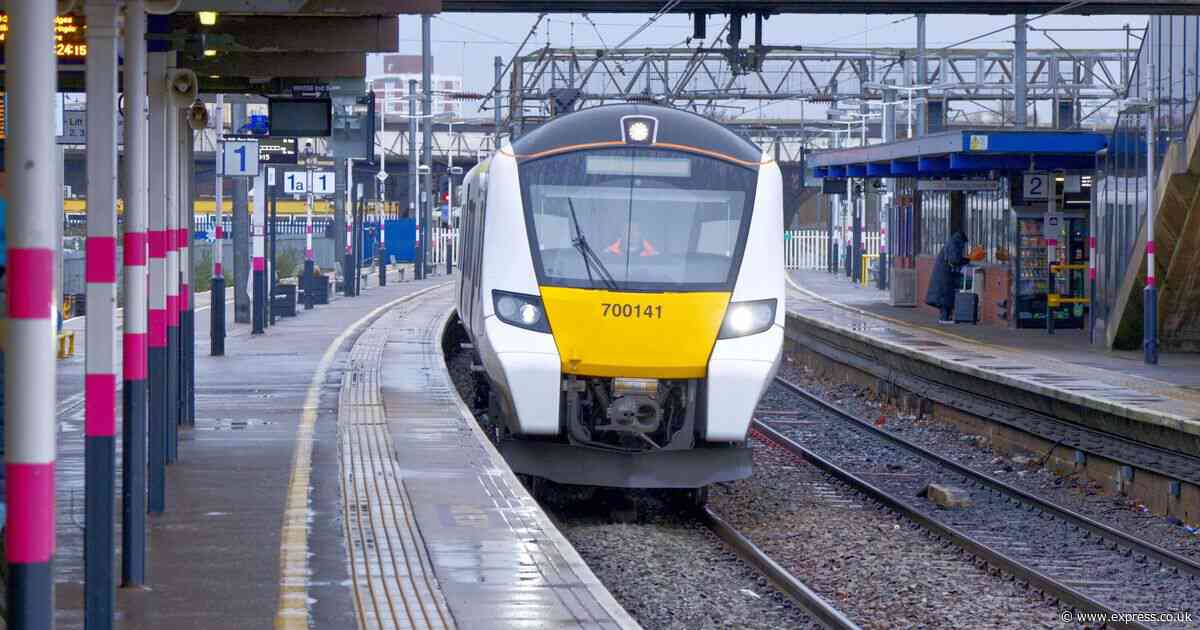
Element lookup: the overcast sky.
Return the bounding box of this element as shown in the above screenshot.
[397,11,1146,91]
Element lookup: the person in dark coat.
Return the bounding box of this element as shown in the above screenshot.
[924,231,970,324]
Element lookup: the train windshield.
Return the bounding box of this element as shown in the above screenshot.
[519,148,758,292]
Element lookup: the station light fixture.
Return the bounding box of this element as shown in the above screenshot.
[198,11,218,26]
[203,49,217,57]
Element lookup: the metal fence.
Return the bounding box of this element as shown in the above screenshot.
[785,230,880,269]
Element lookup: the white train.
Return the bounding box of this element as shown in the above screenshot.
[456,104,783,501]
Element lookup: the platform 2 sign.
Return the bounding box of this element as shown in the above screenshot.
[0,13,88,64]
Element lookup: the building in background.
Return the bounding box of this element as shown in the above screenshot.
[367,53,463,118]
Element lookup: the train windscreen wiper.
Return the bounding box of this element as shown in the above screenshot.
[567,199,619,291]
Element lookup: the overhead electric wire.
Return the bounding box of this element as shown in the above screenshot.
[478,13,547,110]
[939,0,1092,50]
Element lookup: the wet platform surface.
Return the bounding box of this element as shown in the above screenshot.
[47,267,634,629]
[341,287,635,629]
[49,267,448,628]
[787,269,1200,438]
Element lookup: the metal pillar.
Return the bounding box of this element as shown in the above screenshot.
[344,160,355,296]
[1145,61,1158,364]
[83,2,119,625]
[232,103,250,323]
[212,94,226,355]
[422,15,434,279]
[180,109,195,430]
[252,171,267,333]
[494,56,503,151]
[304,163,315,309]
[335,158,347,292]
[5,3,58,625]
[377,97,388,286]
[1014,14,1028,128]
[410,80,422,280]
[353,183,364,294]
[880,81,896,291]
[121,0,150,587]
[915,14,927,136]
[270,174,279,321]
[147,50,168,513]
[165,94,180,465]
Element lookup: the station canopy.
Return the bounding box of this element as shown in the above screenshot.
[806,129,1106,179]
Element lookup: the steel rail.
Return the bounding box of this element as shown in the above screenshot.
[772,375,1200,577]
[701,507,861,630]
[751,419,1153,630]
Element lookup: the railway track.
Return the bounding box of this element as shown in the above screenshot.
[758,376,1200,630]
[700,506,860,630]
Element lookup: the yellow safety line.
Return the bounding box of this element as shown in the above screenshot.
[273,282,453,630]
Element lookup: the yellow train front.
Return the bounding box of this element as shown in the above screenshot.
[457,104,784,497]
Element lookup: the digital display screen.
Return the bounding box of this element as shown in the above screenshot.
[268,98,332,138]
[585,155,691,178]
[0,13,88,60]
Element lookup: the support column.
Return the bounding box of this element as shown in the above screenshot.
[1014,14,1028,128]
[377,102,388,287]
[5,3,59,626]
[422,16,434,279]
[270,170,279,322]
[494,56,503,151]
[915,14,927,136]
[179,109,195,430]
[335,158,347,289]
[343,160,355,296]
[165,96,180,465]
[211,95,226,354]
[304,167,315,309]
[84,2,120,625]
[253,171,267,333]
[410,81,422,280]
[232,103,250,323]
[121,0,150,587]
[147,50,168,513]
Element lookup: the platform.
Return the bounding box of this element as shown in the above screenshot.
[342,286,635,629]
[45,269,633,629]
[785,269,1200,450]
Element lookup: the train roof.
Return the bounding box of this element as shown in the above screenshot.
[509,104,763,165]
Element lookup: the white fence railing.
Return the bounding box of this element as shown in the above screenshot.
[431,226,461,267]
[784,230,881,269]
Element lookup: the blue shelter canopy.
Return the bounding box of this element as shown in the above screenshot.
[807,129,1106,178]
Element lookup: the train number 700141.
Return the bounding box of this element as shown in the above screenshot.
[601,303,662,319]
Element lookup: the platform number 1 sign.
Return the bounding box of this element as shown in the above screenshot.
[1023,172,1049,200]
[222,139,260,177]
[284,170,334,195]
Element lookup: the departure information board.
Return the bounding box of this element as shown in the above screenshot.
[0,13,88,62]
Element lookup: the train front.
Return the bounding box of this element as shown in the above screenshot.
[488,105,784,488]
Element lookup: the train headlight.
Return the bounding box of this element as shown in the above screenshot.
[718,299,777,339]
[492,290,551,333]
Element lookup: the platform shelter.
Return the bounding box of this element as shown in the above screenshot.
[808,129,1107,335]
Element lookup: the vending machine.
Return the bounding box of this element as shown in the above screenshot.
[1013,214,1088,329]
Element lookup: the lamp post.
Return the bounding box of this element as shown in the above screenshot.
[302,142,316,309]
[1121,89,1157,363]
[865,83,935,139]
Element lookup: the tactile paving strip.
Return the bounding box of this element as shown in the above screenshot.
[338,314,457,630]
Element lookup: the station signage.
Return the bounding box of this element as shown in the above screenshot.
[917,180,999,192]
[225,134,298,164]
[0,13,89,63]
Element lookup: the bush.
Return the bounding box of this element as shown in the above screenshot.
[193,249,213,293]
[275,248,300,280]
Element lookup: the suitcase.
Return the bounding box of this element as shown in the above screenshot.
[953,291,979,324]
